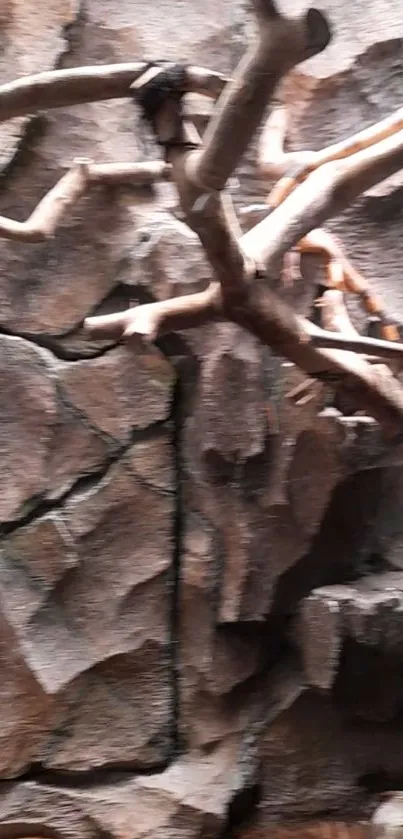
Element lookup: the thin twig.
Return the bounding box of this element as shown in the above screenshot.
[0,159,171,242]
[0,64,228,124]
[305,322,403,361]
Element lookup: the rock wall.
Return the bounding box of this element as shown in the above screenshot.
[1,0,403,837]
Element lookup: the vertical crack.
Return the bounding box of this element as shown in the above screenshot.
[169,364,185,758]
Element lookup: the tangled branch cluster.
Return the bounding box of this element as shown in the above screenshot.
[1,0,403,437]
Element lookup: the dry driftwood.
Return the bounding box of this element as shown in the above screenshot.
[1,0,403,437]
[258,109,401,341]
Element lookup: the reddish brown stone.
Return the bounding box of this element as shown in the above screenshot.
[1,0,403,834]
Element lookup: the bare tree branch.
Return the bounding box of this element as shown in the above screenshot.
[185,6,330,192]
[306,323,403,361]
[168,5,329,305]
[84,282,222,341]
[262,104,403,205]
[229,279,403,436]
[0,64,228,124]
[87,159,171,185]
[242,127,403,272]
[257,113,401,340]
[313,289,395,365]
[297,229,400,342]
[251,0,280,19]
[0,159,171,243]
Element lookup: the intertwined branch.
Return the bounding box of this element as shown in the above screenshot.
[1,1,403,437]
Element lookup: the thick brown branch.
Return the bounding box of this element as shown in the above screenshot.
[0,159,170,243]
[0,64,228,124]
[242,127,403,271]
[252,0,280,18]
[84,282,222,341]
[186,6,330,192]
[68,24,403,438]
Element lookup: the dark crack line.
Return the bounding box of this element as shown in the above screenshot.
[0,322,119,363]
[0,419,169,540]
[0,757,172,790]
[169,373,184,758]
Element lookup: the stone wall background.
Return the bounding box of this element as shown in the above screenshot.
[1,0,403,837]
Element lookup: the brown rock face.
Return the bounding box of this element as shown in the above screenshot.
[0,0,79,171]
[1,0,403,837]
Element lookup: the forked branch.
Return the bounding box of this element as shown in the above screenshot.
[264,105,403,206]
[242,127,403,271]
[0,159,171,242]
[257,108,400,341]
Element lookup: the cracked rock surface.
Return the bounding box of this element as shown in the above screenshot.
[1,0,403,837]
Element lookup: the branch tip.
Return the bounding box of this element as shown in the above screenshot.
[304,8,332,58]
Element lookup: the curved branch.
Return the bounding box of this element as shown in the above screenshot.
[316,288,359,337]
[258,106,316,179]
[262,104,403,205]
[306,322,403,361]
[0,64,228,124]
[0,159,171,243]
[257,112,401,341]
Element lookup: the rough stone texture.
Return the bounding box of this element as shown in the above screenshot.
[1,0,403,837]
[259,691,403,821]
[0,436,175,775]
